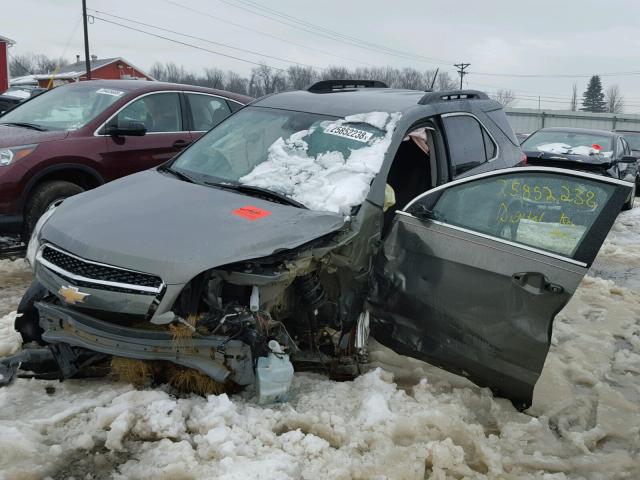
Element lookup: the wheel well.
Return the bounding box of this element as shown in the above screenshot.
[23,167,104,209]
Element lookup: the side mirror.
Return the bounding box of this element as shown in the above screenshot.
[408,203,435,221]
[104,120,147,137]
[619,156,638,164]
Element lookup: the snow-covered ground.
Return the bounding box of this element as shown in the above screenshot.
[0,207,639,479]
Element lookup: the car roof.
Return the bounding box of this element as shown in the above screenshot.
[252,88,431,117]
[536,126,617,137]
[56,79,253,104]
[613,129,640,134]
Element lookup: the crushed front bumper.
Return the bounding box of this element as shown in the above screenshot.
[35,302,255,385]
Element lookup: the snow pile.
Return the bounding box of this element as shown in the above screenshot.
[1,209,640,478]
[0,312,21,357]
[240,111,401,214]
[0,258,29,277]
[537,143,612,157]
[0,258,32,319]
[2,89,30,100]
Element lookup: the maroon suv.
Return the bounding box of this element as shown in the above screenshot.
[0,80,251,236]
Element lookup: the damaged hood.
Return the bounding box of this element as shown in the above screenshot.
[40,169,346,284]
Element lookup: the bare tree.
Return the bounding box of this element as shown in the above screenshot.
[9,54,35,76]
[204,68,225,89]
[605,85,624,114]
[570,82,578,111]
[9,52,68,77]
[249,64,287,96]
[435,71,457,91]
[225,71,249,95]
[163,63,187,83]
[320,66,350,80]
[34,54,67,74]
[287,65,316,90]
[491,89,517,107]
[149,62,165,81]
[396,68,425,90]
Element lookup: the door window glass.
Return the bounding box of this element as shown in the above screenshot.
[482,128,497,159]
[408,171,617,258]
[115,93,182,133]
[443,114,495,176]
[186,93,231,131]
[618,137,631,157]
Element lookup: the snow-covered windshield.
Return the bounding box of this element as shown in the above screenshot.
[172,107,401,214]
[522,130,613,157]
[0,83,125,131]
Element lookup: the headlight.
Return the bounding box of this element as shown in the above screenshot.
[26,204,57,270]
[0,144,37,167]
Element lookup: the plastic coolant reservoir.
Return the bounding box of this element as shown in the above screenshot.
[255,340,294,404]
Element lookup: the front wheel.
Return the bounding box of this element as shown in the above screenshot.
[23,181,84,239]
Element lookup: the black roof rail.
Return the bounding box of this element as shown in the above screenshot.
[418,89,489,105]
[307,79,388,93]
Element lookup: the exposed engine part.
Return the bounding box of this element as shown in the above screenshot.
[177,271,210,317]
[295,273,327,311]
[355,311,370,352]
[250,285,260,312]
[255,340,294,404]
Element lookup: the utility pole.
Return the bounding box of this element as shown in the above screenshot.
[82,0,91,80]
[454,62,470,90]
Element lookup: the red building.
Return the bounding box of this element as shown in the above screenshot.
[0,35,15,93]
[35,56,155,88]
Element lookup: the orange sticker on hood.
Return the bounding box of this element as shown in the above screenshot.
[233,205,272,221]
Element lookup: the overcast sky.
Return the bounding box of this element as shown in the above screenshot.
[5,0,640,111]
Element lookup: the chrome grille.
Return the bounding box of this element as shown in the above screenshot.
[40,245,163,291]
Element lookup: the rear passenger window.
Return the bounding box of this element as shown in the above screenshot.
[187,93,231,131]
[116,92,182,133]
[443,114,497,176]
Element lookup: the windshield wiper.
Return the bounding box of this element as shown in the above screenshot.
[158,165,199,184]
[205,181,307,209]
[1,122,48,131]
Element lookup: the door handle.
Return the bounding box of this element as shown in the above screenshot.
[512,272,564,295]
[173,139,191,150]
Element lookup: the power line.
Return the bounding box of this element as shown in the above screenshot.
[208,0,450,66]
[90,15,287,71]
[471,70,640,79]
[161,0,376,67]
[89,9,318,70]
[228,0,454,65]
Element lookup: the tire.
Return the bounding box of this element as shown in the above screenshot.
[16,280,49,344]
[622,183,636,211]
[23,181,84,239]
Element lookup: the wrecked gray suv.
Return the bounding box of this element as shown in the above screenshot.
[6,81,633,409]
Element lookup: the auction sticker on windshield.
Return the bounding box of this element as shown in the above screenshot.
[324,125,373,143]
[96,88,125,97]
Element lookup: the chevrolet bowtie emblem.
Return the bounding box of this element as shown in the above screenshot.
[58,285,90,305]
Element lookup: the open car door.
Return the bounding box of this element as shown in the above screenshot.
[368,166,632,409]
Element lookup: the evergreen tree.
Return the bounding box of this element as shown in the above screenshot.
[581,75,606,112]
